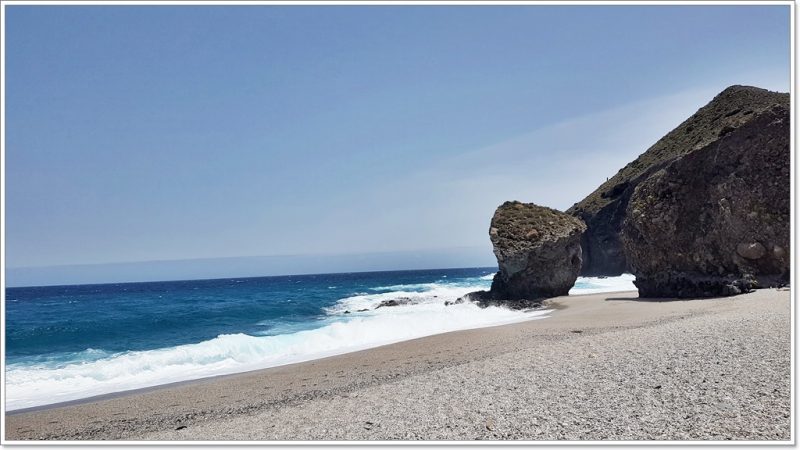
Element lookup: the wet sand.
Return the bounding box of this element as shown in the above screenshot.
[4,288,791,441]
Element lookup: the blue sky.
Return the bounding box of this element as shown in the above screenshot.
[4,5,791,285]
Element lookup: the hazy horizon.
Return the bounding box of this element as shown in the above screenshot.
[4,5,791,286]
[6,246,499,287]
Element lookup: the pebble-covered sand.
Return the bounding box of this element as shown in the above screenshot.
[5,288,791,442]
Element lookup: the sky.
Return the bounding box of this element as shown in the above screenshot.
[4,4,791,286]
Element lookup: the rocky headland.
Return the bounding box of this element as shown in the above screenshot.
[621,102,790,297]
[566,85,789,277]
[473,85,789,303]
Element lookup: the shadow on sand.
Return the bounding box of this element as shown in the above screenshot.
[604,295,738,303]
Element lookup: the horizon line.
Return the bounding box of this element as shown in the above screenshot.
[5,264,499,289]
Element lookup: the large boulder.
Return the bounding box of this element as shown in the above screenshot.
[477,201,586,306]
[621,103,790,298]
[567,85,790,276]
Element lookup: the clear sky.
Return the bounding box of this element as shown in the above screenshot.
[4,4,791,286]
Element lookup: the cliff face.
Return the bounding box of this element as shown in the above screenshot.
[486,201,586,303]
[567,86,790,276]
[621,103,790,297]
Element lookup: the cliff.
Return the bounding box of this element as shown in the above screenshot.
[567,85,790,275]
[621,103,790,297]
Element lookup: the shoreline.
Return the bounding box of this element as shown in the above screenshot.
[5,301,558,416]
[5,302,557,414]
[5,288,790,441]
[6,288,621,415]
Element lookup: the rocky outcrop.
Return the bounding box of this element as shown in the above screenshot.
[375,298,414,308]
[466,201,586,307]
[621,102,790,298]
[461,289,551,310]
[567,86,790,276]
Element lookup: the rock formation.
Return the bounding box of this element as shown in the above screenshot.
[621,102,790,298]
[465,201,586,307]
[375,298,414,308]
[567,85,790,276]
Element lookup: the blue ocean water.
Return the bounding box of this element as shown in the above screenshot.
[5,267,635,410]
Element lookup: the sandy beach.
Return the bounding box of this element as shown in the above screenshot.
[4,288,791,442]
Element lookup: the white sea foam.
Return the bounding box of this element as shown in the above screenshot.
[5,285,541,411]
[6,273,635,411]
[328,284,483,314]
[367,282,442,292]
[569,273,637,295]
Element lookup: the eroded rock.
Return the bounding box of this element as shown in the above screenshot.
[737,242,767,260]
[621,103,790,298]
[469,201,586,305]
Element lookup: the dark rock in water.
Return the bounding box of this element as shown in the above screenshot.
[568,85,790,276]
[465,201,585,306]
[376,300,400,308]
[621,102,790,298]
[375,297,414,308]
[356,308,370,312]
[444,297,464,307]
[458,290,543,310]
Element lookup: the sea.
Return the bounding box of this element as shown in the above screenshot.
[5,267,635,411]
